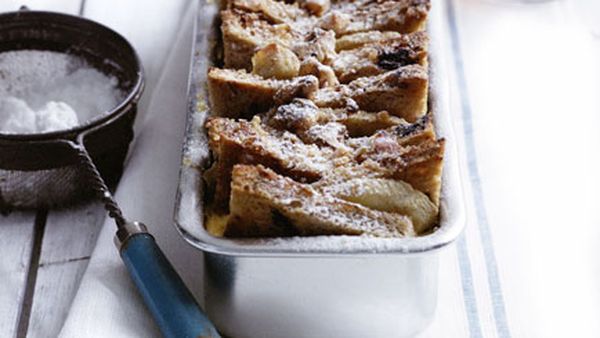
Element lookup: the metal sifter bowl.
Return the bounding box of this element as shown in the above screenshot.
[0,9,144,209]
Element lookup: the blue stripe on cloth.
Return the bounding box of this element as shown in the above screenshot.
[446,1,512,338]
[456,234,484,338]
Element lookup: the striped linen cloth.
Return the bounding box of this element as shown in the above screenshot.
[59,0,600,337]
[422,1,600,337]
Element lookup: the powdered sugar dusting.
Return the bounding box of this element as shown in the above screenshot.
[0,50,125,134]
[174,0,465,255]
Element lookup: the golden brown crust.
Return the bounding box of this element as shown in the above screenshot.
[205,113,442,210]
[336,31,403,51]
[226,164,414,237]
[207,67,319,118]
[311,65,428,122]
[332,31,428,83]
[205,116,338,209]
[319,177,438,233]
[230,0,308,24]
[221,9,301,70]
[204,0,441,238]
[262,98,408,138]
[354,138,445,205]
[341,110,407,137]
[323,0,430,35]
[210,65,428,122]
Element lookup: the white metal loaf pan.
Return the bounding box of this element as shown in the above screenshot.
[174,1,465,337]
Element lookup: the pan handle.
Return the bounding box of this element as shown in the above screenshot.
[67,139,219,337]
[117,222,221,338]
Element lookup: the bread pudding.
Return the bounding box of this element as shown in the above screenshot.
[205,0,442,238]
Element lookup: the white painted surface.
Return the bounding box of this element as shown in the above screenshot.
[26,203,106,338]
[26,261,90,338]
[0,213,35,338]
[0,0,80,14]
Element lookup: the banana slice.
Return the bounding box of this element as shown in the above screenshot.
[322,178,438,234]
[252,43,300,80]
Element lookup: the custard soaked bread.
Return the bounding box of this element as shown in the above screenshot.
[205,113,443,225]
[332,31,428,83]
[204,0,442,238]
[207,68,319,118]
[311,65,428,122]
[220,0,429,70]
[262,98,407,140]
[226,164,414,237]
[205,116,339,209]
[313,0,430,43]
[208,65,428,121]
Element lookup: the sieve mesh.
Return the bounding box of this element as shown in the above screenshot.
[0,9,143,211]
[0,166,91,209]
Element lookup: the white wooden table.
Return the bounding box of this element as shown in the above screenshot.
[0,2,137,338]
[0,7,107,337]
[1,0,600,337]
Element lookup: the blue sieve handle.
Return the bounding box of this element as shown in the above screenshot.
[120,233,221,338]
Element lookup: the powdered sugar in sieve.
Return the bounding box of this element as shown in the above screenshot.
[0,50,125,134]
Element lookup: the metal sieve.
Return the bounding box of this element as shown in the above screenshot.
[0,9,140,209]
[0,9,220,338]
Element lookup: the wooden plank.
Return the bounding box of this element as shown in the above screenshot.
[34,202,105,265]
[0,0,81,13]
[25,202,106,338]
[26,261,89,338]
[0,212,36,338]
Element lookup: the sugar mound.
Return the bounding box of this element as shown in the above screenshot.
[0,50,125,134]
[0,97,37,133]
[36,101,80,132]
[0,97,80,133]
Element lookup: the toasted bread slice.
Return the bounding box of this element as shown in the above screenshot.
[292,28,337,65]
[320,0,430,36]
[221,9,336,70]
[336,31,403,51]
[341,110,407,137]
[262,98,407,138]
[225,164,414,237]
[221,9,301,70]
[206,112,442,208]
[207,67,319,118]
[332,32,428,83]
[261,99,348,148]
[312,65,428,122]
[350,115,441,200]
[208,65,428,122]
[310,114,443,204]
[373,113,436,146]
[205,116,339,209]
[230,0,308,24]
[355,138,445,205]
[320,177,438,234]
[299,0,331,16]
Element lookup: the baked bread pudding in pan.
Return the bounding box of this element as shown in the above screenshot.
[205,0,443,238]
